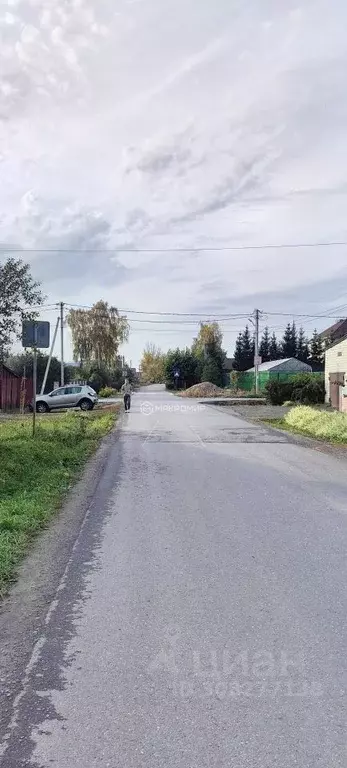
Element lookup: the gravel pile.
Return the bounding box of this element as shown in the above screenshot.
[179,382,224,398]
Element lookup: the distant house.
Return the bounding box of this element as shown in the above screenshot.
[319,318,347,348]
[0,363,33,411]
[324,335,347,410]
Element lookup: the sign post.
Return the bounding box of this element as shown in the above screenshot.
[173,368,180,390]
[22,321,50,437]
[32,347,37,437]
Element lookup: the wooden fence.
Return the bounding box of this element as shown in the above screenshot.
[0,365,33,411]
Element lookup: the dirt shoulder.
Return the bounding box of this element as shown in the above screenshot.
[215,403,347,463]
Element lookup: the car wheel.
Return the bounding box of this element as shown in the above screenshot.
[36,402,49,414]
[79,398,92,411]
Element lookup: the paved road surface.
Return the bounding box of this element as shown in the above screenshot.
[1,387,347,767]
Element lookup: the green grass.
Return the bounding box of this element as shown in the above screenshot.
[0,408,118,595]
[263,405,347,444]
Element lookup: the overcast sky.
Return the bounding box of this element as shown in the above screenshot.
[1,0,347,366]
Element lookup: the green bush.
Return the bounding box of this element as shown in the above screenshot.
[99,387,117,398]
[265,380,294,405]
[291,374,325,405]
[265,374,325,406]
[285,406,347,443]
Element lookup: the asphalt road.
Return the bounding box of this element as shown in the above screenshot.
[1,386,347,767]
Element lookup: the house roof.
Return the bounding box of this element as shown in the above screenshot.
[319,318,347,339]
[247,358,308,372]
[324,333,347,351]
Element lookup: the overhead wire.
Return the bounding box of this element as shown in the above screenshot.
[2,239,347,253]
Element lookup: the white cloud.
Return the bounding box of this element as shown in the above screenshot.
[1,0,347,365]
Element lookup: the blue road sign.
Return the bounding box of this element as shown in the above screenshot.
[22,321,50,349]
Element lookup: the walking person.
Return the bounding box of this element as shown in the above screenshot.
[121,378,132,412]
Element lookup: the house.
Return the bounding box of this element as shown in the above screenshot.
[319,318,347,348]
[0,363,33,411]
[324,335,347,411]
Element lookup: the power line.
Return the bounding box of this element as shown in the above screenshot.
[22,301,347,327]
[64,302,347,321]
[263,311,347,319]
[2,240,347,253]
[65,303,249,319]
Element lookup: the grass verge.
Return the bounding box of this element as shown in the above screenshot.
[263,405,347,444]
[0,407,118,595]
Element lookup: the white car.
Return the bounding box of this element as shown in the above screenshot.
[30,385,98,413]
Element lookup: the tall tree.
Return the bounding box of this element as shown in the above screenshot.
[192,322,223,357]
[233,332,244,371]
[165,348,200,389]
[281,322,297,358]
[309,329,324,366]
[67,301,129,367]
[269,331,280,360]
[241,325,255,370]
[259,326,271,362]
[296,326,309,363]
[0,257,44,359]
[140,344,166,384]
[192,322,226,385]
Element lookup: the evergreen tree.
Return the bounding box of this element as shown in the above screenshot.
[281,322,297,358]
[201,358,223,386]
[192,322,226,384]
[269,332,279,360]
[259,326,271,362]
[296,327,309,363]
[242,325,255,370]
[309,329,324,366]
[233,332,244,371]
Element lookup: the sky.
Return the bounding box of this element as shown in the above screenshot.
[1,0,347,366]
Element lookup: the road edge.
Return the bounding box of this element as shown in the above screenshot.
[202,401,347,462]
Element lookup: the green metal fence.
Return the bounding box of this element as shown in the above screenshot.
[230,371,323,393]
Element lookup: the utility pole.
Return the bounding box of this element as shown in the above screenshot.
[254,308,260,395]
[60,302,65,386]
[32,323,38,437]
[41,316,60,394]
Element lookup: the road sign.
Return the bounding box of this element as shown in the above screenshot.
[254,355,262,367]
[22,321,50,349]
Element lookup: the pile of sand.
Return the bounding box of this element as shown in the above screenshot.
[179,382,224,398]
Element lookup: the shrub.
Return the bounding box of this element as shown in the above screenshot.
[291,374,325,405]
[265,374,325,406]
[285,406,347,443]
[265,380,294,405]
[99,387,117,398]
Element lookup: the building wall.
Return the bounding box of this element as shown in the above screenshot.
[0,365,33,411]
[325,338,347,404]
